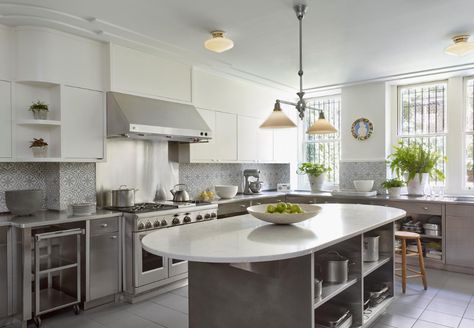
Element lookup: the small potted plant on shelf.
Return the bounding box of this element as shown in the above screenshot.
[297,162,332,192]
[387,141,445,196]
[29,138,48,158]
[381,178,405,197]
[29,100,49,120]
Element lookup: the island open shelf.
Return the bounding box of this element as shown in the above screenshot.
[142,203,404,328]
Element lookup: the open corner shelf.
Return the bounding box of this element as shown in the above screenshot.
[314,276,358,309]
[363,297,394,327]
[363,255,392,277]
[16,119,61,126]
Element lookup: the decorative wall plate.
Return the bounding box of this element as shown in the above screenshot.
[351,118,373,140]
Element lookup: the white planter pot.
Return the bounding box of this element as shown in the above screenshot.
[31,146,48,158]
[406,173,429,196]
[308,173,325,192]
[32,110,48,120]
[388,187,401,198]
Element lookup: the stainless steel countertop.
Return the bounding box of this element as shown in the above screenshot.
[213,190,474,205]
[0,209,121,228]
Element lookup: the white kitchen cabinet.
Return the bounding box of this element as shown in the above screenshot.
[190,108,216,161]
[61,87,105,160]
[0,81,11,158]
[193,68,291,118]
[214,112,237,161]
[237,115,273,162]
[110,44,192,102]
[273,128,297,163]
[0,27,12,81]
[15,27,106,90]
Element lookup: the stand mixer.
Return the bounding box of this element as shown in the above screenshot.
[243,169,264,195]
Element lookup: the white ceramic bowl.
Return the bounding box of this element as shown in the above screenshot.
[247,203,322,225]
[353,180,374,192]
[214,185,238,199]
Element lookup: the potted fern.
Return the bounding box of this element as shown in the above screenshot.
[381,178,405,197]
[30,138,48,157]
[387,142,445,196]
[297,162,332,192]
[29,100,49,120]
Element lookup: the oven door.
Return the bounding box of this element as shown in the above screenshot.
[168,258,188,277]
[134,231,168,287]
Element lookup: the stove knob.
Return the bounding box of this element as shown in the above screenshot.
[172,218,180,225]
[145,221,152,229]
[153,220,161,228]
[196,215,203,221]
[211,212,217,218]
[137,222,145,230]
[204,213,211,220]
[183,216,191,223]
[161,220,167,226]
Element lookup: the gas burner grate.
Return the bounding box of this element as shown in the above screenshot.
[106,203,177,213]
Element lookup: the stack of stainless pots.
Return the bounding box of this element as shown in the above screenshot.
[112,185,138,207]
[318,251,350,284]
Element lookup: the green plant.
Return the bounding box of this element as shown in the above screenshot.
[387,141,445,182]
[29,138,48,148]
[381,178,405,189]
[297,162,331,177]
[29,100,49,112]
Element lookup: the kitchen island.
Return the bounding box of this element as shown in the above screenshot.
[142,203,405,328]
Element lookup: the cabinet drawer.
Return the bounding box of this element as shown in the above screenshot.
[386,202,442,215]
[251,196,285,205]
[217,201,251,218]
[90,217,119,235]
[446,205,474,217]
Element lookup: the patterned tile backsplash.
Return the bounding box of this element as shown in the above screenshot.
[179,163,291,199]
[339,161,387,194]
[0,162,96,212]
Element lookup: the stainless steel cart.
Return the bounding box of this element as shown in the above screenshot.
[32,228,84,327]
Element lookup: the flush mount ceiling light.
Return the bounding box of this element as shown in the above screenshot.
[260,4,337,134]
[445,34,474,56]
[204,30,234,53]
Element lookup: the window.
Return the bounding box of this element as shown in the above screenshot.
[397,82,447,185]
[465,78,474,189]
[302,95,341,184]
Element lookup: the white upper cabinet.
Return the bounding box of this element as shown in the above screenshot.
[192,68,288,118]
[109,44,192,102]
[15,27,106,91]
[214,112,237,161]
[61,87,105,160]
[0,81,11,158]
[0,26,12,81]
[238,116,274,162]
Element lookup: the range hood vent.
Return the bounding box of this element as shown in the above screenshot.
[107,92,212,142]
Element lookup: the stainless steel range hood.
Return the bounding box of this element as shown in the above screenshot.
[107,92,212,142]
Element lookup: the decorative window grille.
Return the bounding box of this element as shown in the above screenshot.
[303,96,341,184]
[465,78,474,189]
[397,82,447,186]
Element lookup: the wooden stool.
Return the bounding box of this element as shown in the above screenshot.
[395,231,428,293]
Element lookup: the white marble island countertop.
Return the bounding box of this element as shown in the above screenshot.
[142,203,405,263]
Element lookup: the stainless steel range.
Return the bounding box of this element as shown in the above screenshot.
[108,202,218,301]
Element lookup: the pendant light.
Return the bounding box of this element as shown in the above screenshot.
[445,34,474,56]
[260,4,337,135]
[204,31,234,53]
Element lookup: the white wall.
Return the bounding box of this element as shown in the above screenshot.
[341,82,388,162]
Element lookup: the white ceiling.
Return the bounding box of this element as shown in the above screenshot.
[1,0,474,90]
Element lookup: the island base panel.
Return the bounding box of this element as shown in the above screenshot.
[188,254,314,328]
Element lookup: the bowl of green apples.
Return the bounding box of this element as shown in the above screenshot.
[247,202,322,225]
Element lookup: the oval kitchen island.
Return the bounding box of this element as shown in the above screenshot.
[142,203,406,328]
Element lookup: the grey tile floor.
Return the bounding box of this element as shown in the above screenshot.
[9,268,474,328]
